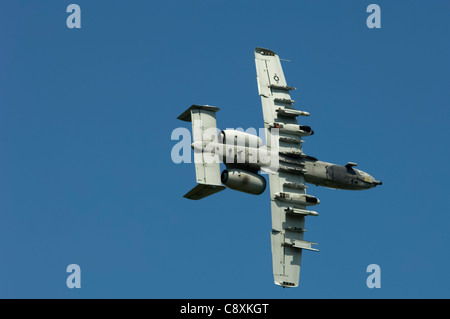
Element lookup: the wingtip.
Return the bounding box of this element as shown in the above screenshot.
[275,281,298,288]
[255,47,277,56]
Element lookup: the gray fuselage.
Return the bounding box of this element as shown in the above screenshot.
[302,156,381,190]
[191,140,382,190]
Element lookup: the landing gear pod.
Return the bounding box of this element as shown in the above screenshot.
[274,192,320,206]
[269,122,314,136]
[221,169,267,195]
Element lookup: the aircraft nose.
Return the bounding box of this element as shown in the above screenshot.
[373,180,382,186]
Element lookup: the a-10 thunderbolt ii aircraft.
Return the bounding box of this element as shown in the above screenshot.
[177,47,382,288]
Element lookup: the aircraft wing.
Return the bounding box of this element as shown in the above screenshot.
[255,47,318,287]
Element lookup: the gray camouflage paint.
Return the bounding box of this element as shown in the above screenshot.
[302,157,382,190]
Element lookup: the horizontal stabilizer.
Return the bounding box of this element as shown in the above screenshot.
[178,104,224,201]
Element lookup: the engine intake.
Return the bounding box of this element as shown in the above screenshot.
[221,169,266,195]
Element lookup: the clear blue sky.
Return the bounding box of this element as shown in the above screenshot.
[1,0,449,298]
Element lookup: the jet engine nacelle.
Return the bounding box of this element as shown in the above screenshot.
[221,169,266,195]
[274,192,320,206]
[219,130,263,148]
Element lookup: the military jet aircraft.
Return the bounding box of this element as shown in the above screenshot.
[177,47,382,288]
